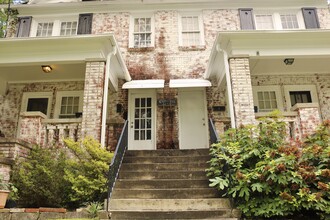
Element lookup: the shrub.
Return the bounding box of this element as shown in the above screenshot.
[64,138,113,206]
[207,116,330,219]
[10,146,71,208]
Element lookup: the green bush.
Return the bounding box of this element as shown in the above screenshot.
[64,138,113,206]
[10,145,71,208]
[207,116,330,219]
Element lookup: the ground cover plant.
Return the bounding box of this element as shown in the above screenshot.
[207,116,330,219]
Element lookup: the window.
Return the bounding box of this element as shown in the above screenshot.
[253,86,283,112]
[254,10,305,30]
[30,16,78,37]
[255,15,274,30]
[21,92,53,117]
[290,91,312,106]
[129,14,154,48]
[179,13,204,46]
[284,85,318,110]
[54,91,83,119]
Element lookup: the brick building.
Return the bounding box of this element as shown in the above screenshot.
[0,0,330,178]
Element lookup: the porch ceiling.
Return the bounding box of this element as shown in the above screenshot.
[0,34,131,94]
[205,30,330,86]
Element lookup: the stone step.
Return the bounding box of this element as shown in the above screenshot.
[125,149,209,157]
[120,162,208,172]
[123,155,211,164]
[118,170,208,180]
[111,188,220,199]
[109,210,240,219]
[109,198,232,210]
[114,179,210,189]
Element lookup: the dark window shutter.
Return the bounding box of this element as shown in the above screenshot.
[239,8,255,30]
[77,13,93,35]
[16,16,32,37]
[302,8,320,29]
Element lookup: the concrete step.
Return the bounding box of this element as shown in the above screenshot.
[111,188,220,199]
[114,179,210,189]
[118,170,208,180]
[125,149,209,157]
[123,155,211,164]
[110,209,240,219]
[109,198,232,210]
[120,162,208,172]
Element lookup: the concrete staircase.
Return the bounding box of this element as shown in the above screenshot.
[108,149,240,219]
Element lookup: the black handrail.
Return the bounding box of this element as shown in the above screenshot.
[208,118,220,144]
[106,120,128,212]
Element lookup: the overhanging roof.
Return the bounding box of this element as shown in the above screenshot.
[169,79,211,88]
[122,80,165,89]
[0,34,131,81]
[205,29,330,84]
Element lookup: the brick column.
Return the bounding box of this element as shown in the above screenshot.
[292,103,321,138]
[18,112,46,146]
[81,61,106,141]
[229,58,255,126]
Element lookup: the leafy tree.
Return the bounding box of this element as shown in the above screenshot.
[0,0,21,38]
[207,115,330,219]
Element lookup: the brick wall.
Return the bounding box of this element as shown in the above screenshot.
[229,58,256,126]
[81,61,106,141]
[0,82,84,139]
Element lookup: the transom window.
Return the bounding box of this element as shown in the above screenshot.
[31,16,78,37]
[254,10,305,30]
[179,13,204,47]
[54,91,83,119]
[129,14,154,48]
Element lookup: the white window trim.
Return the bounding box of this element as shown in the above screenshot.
[54,91,83,119]
[129,13,155,48]
[30,15,78,37]
[253,86,283,112]
[21,92,53,118]
[178,11,205,47]
[283,85,318,110]
[254,10,305,30]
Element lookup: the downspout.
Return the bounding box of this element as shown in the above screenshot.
[216,44,236,129]
[100,46,117,147]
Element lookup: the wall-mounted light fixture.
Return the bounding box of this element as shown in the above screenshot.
[41,65,52,73]
[283,58,294,65]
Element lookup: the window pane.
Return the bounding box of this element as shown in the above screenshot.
[27,98,49,115]
[133,17,152,48]
[257,91,278,112]
[36,22,54,37]
[255,15,274,30]
[280,14,299,29]
[59,96,80,118]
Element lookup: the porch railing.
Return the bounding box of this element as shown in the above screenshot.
[106,120,128,212]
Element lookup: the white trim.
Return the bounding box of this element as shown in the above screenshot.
[129,13,155,48]
[178,11,205,47]
[252,85,283,112]
[123,80,165,89]
[283,85,318,110]
[169,79,211,88]
[54,90,83,118]
[21,92,53,118]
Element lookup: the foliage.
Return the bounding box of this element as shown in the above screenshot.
[64,138,113,207]
[10,145,72,208]
[0,0,18,38]
[207,116,330,219]
[86,201,103,219]
[0,173,10,191]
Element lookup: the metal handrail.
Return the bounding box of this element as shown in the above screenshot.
[208,118,220,144]
[106,120,128,212]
